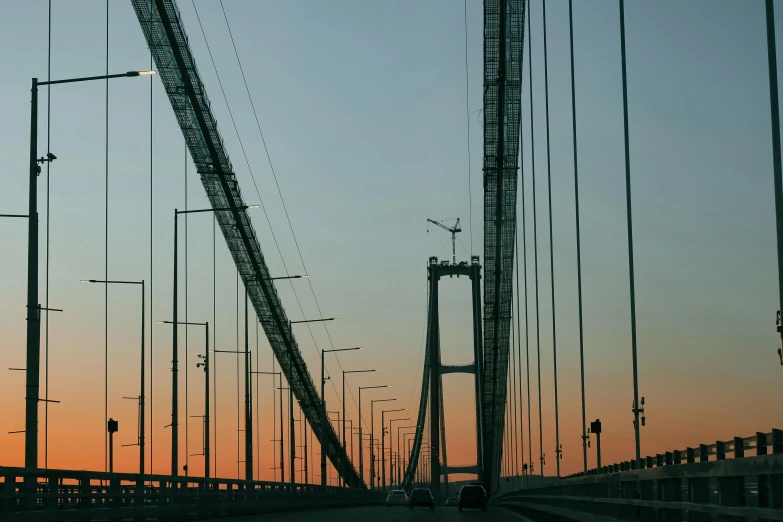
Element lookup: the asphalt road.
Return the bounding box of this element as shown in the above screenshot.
[227,505,534,521]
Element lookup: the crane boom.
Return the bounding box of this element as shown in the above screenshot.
[427,218,461,264]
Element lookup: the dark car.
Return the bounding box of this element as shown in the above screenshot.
[459,484,487,511]
[408,488,434,509]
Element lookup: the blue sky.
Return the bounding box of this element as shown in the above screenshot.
[0,0,781,478]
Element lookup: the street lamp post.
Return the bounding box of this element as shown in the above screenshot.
[358,385,387,486]
[320,347,360,486]
[371,398,396,491]
[342,369,375,472]
[326,410,342,486]
[170,205,258,477]
[389,419,412,487]
[381,410,405,490]
[81,279,145,479]
[254,371,283,482]
[398,426,418,486]
[158,320,209,478]
[278,386,294,483]
[403,432,415,486]
[24,69,155,470]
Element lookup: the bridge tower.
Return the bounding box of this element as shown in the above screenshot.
[425,255,483,500]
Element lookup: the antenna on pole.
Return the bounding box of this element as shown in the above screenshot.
[427,218,462,264]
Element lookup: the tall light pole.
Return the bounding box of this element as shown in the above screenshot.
[371,398,396,490]
[358,385,387,486]
[289,317,338,484]
[244,290,252,481]
[278,386,295,483]
[319,347,360,486]
[81,279,145,479]
[401,430,417,486]
[342,369,375,468]
[390,420,413,487]
[326,410,341,485]
[170,205,259,477]
[381,409,405,490]
[158,320,208,478]
[254,371,283,481]
[25,69,155,470]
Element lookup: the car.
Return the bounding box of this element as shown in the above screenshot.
[408,488,435,509]
[445,497,459,506]
[385,489,408,507]
[459,484,487,511]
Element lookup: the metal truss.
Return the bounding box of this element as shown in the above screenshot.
[482,0,525,494]
[131,0,364,487]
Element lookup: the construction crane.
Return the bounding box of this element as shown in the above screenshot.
[427,218,462,265]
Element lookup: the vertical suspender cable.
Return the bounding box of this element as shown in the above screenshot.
[542,0,561,478]
[568,0,588,473]
[510,278,518,473]
[272,354,277,480]
[236,271,240,478]
[527,0,544,477]
[520,2,532,472]
[148,0,154,473]
[104,0,110,473]
[516,211,528,473]
[618,0,642,466]
[212,216,217,476]
[255,318,260,480]
[44,0,52,470]
[184,144,189,471]
[515,0,526,475]
[764,0,783,374]
[464,0,473,256]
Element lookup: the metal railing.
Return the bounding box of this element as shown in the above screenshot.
[0,466,380,521]
[494,429,783,521]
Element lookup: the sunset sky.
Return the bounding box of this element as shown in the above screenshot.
[0,0,782,485]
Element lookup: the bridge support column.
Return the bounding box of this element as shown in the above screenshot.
[428,263,441,501]
[471,261,484,481]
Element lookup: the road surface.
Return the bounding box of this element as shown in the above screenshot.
[225,505,534,521]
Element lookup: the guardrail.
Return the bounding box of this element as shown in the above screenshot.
[0,466,381,521]
[494,429,783,521]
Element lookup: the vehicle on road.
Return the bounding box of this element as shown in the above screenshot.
[408,488,435,509]
[385,489,408,507]
[445,497,459,506]
[458,484,487,511]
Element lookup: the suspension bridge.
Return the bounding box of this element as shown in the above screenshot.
[1,0,782,521]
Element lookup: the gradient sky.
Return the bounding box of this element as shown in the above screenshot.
[0,0,782,484]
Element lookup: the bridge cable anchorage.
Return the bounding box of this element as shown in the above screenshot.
[216,0,367,430]
[132,0,364,487]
